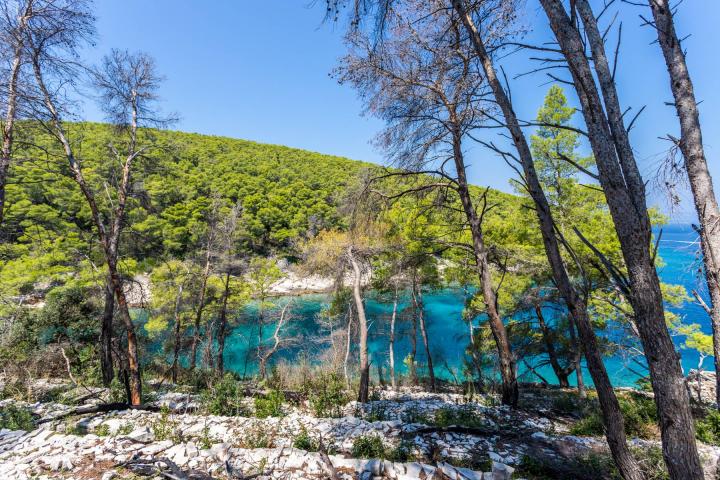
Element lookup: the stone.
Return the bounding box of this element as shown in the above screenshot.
[101,471,117,480]
[492,462,514,480]
[126,426,153,442]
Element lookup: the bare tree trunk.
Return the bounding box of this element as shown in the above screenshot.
[108,267,142,405]
[410,297,418,386]
[202,318,216,371]
[568,315,586,398]
[535,305,570,388]
[0,2,31,226]
[100,277,115,387]
[216,272,231,376]
[451,2,641,476]
[348,246,370,403]
[413,276,435,392]
[649,0,720,408]
[539,1,703,477]
[389,286,398,391]
[190,251,211,372]
[450,128,518,406]
[171,283,184,384]
[344,302,353,390]
[259,302,290,379]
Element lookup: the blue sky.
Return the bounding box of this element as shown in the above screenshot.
[83,0,719,222]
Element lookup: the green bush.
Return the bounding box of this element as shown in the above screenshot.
[364,402,388,422]
[200,373,248,416]
[254,389,285,418]
[151,405,181,442]
[239,423,274,448]
[570,394,657,439]
[695,409,720,445]
[385,440,415,463]
[0,404,35,431]
[351,435,387,459]
[632,446,669,480]
[432,406,484,428]
[307,373,348,418]
[292,426,319,451]
[94,423,110,436]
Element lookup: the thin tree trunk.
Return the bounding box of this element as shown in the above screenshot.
[171,283,184,384]
[259,302,290,379]
[410,296,418,385]
[649,0,720,408]
[450,127,518,407]
[348,246,370,403]
[389,286,398,391]
[535,305,569,388]
[108,267,142,405]
[451,2,641,476]
[568,314,586,398]
[216,272,231,376]
[344,302,353,390]
[0,3,31,226]
[190,252,211,372]
[100,277,115,387]
[539,1,703,477]
[413,277,435,392]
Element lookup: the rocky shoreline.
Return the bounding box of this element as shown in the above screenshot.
[1,383,719,479]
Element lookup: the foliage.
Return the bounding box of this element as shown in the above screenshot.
[151,405,182,442]
[570,394,658,439]
[200,373,249,416]
[0,404,35,431]
[695,409,720,445]
[350,435,387,459]
[292,426,319,452]
[305,372,348,418]
[254,389,285,418]
[432,406,485,429]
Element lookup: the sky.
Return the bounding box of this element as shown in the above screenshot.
[82,0,720,222]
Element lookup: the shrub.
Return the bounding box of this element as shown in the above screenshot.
[117,423,134,436]
[569,394,657,439]
[254,390,285,418]
[238,423,275,449]
[307,373,348,418]
[0,404,35,431]
[385,440,415,463]
[432,406,484,428]
[151,405,181,442]
[695,409,720,445]
[351,435,386,459]
[365,402,388,422]
[95,423,110,437]
[292,426,319,451]
[401,404,430,425]
[633,446,669,480]
[201,373,248,416]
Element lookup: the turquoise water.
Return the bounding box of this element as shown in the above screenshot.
[214,224,710,387]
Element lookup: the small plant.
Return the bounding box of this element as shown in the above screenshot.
[385,440,416,463]
[95,423,110,437]
[0,404,35,431]
[199,424,213,449]
[351,435,386,459]
[570,393,658,439]
[117,422,134,436]
[254,389,285,418]
[201,373,249,416]
[292,426,319,451]
[695,409,720,445]
[365,402,388,422]
[238,423,275,449]
[151,406,181,442]
[401,404,430,425]
[633,446,669,480]
[307,373,347,418]
[432,405,484,428]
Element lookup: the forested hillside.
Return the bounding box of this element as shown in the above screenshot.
[1,122,371,300]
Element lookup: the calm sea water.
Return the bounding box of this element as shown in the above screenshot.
[209,224,710,387]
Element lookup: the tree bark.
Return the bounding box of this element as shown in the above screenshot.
[568,314,586,398]
[171,283,184,384]
[535,305,570,388]
[413,275,435,392]
[100,277,115,387]
[389,286,398,391]
[451,2,642,476]
[258,302,290,379]
[348,246,370,403]
[190,251,211,372]
[216,272,231,376]
[648,0,720,408]
[344,301,353,390]
[0,2,31,226]
[539,1,703,477]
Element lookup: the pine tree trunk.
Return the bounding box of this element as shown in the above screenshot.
[451,2,642,476]
[171,283,184,384]
[348,246,370,403]
[535,306,569,388]
[414,278,435,392]
[216,272,231,376]
[649,0,720,409]
[100,277,115,387]
[389,287,398,391]
[190,253,212,372]
[539,1,703,477]
[108,267,142,405]
[568,315,586,398]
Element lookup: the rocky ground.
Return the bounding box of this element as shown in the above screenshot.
[1,381,719,480]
